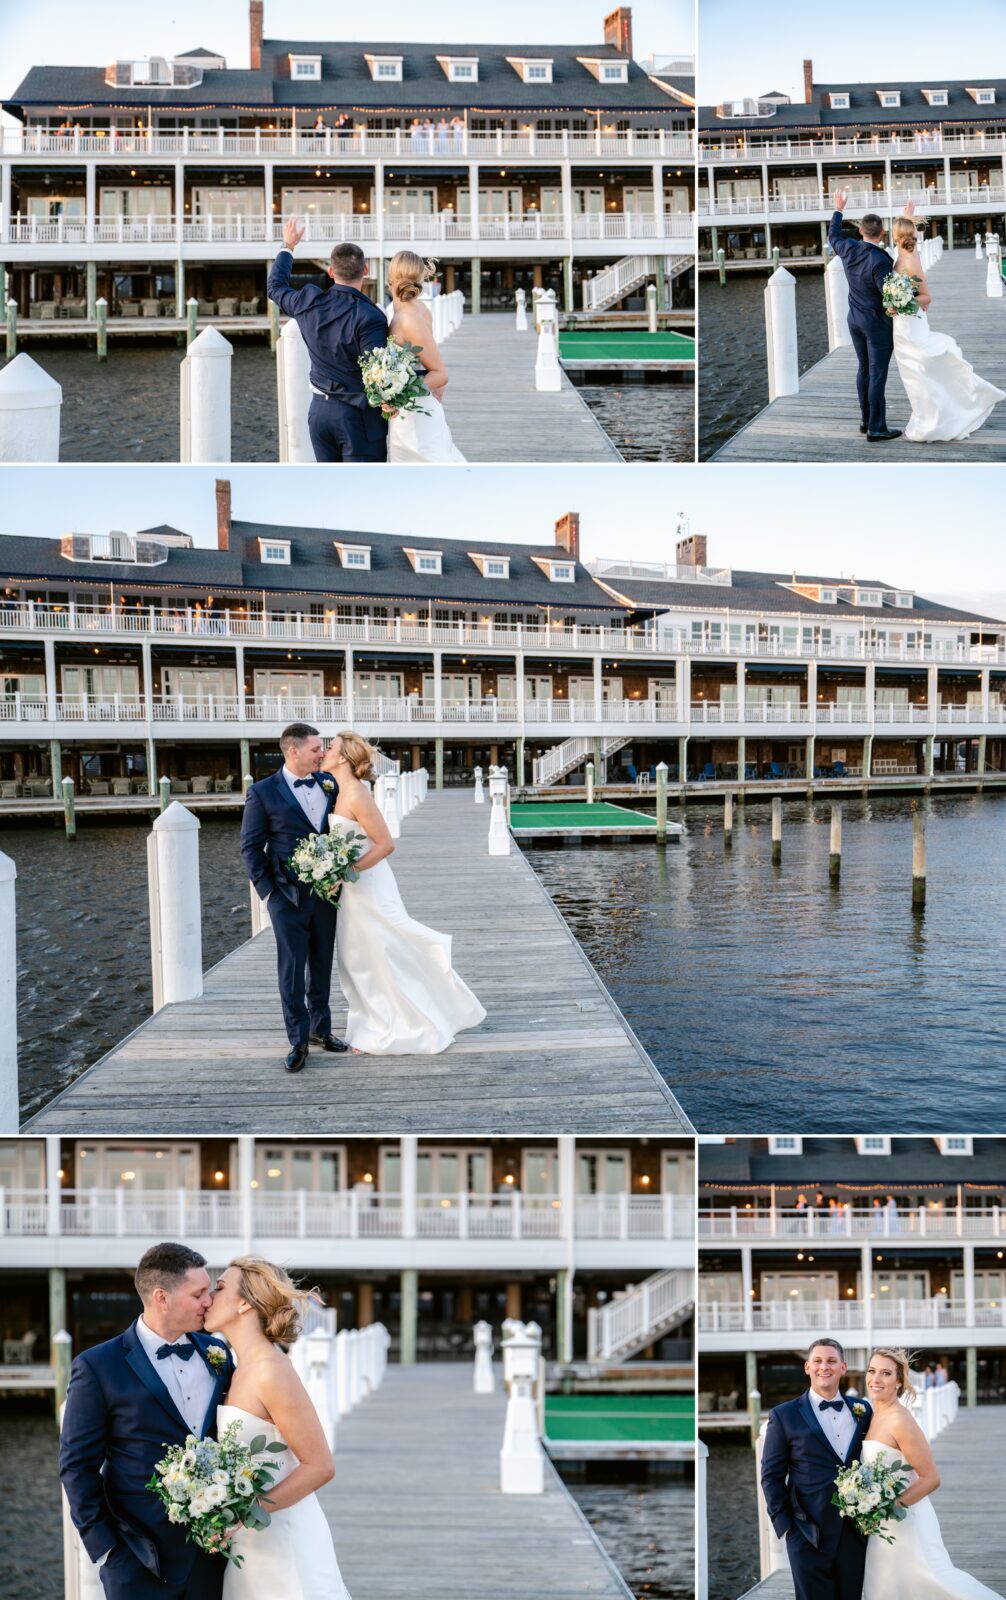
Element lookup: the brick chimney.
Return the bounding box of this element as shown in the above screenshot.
[215,478,231,551]
[803,58,814,105]
[555,511,580,561]
[250,0,264,71]
[676,532,707,568]
[603,7,633,58]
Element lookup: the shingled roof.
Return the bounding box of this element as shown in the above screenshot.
[700,1137,1006,1185]
[700,77,1006,134]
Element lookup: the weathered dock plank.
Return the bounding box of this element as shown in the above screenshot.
[26,790,690,1134]
[438,313,623,462]
[736,1405,1006,1598]
[715,248,1006,461]
[325,1364,633,1600]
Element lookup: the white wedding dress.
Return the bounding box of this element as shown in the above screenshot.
[892,259,1005,441]
[329,814,486,1053]
[218,1404,351,1600]
[388,385,466,462]
[862,1439,1003,1600]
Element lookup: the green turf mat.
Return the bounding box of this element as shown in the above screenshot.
[545,1393,695,1443]
[509,801,656,829]
[559,330,695,362]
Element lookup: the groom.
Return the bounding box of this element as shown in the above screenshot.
[829,190,902,442]
[59,1242,234,1600]
[240,722,347,1072]
[760,1337,872,1600]
[267,221,390,463]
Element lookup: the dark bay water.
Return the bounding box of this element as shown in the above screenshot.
[0,1409,64,1600]
[565,1473,694,1599]
[526,792,1006,1132]
[575,381,695,461]
[703,1437,758,1600]
[698,270,829,458]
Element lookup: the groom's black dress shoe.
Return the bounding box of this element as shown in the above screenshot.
[310,1033,348,1053]
[859,423,868,434]
[285,1043,309,1073]
[866,428,902,441]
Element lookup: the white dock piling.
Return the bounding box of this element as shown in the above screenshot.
[586,760,595,804]
[0,851,18,1133]
[473,764,485,804]
[646,282,658,333]
[277,317,314,462]
[696,1440,709,1600]
[534,289,562,391]
[771,795,783,864]
[147,802,204,1012]
[0,352,62,462]
[306,1323,337,1449]
[250,881,269,936]
[829,803,842,881]
[473,1320,495,1394]
[180,325,233,463]
[488,770,511,856]
[764,267,799,399]
[500,1323,545,1494]
[976,235,984,261]
[986,244,1003,298]
[515,287,528,331]
[913,810,927,906]
[384,773,401,839]
[824,256,851,350]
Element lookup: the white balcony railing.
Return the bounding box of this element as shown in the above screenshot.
[0,695,683,728]
[588,1267,694,1360]
[698,1298,1006,1333]
[698,1205,1005,1240]
[699,186,1006,218]
[698,133,1006,163]
[0,1188,693,1242]
[2,127,693,161]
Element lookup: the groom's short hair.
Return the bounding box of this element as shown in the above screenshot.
[135,1242,207,1302]
[280,721,319,753]
[860,213,885,240]
[330,241,368,282]
[807,1336,845,1360]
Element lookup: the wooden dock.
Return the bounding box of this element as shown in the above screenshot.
[324,1364,634,1600]
[439,313,623,462]
[736,1405,1006,1598]
[26,789,690,1134]
[715,247,1006,461]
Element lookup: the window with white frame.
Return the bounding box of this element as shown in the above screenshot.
[404,547,443,575]
[854,1134,891,1155]
[550,562,575,582]
[365,54,403,82]
[879,91,901,107]
[970,87,996,104]
[437,55,479,82]
[0,1140,45,1190]
[603,63,628,81]
[75,1143,200,1190]
[829,93,850,109]
[937,1135,974,1156]
[241,1143,346,1192]
[259,539,290,564]
[335,543,371,569]
[290,54,322,79]
[471,553,510,579]
[924,89,948,105]
[577,1149,630,1195]
[768,1135,803,1154]
[526,63,550,80]
[378,1144,492,1194]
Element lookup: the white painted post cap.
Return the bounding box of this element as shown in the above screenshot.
[153,799,201,831]
[0,352,63,410]
[187,326,233,357]
[95,296,107,305]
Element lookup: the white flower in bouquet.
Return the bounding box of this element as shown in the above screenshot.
[147,1419,288,1567]
[882,270,921,316]
[832,1456,911,1543]
[359,340,431,416]
[287,830,367,906]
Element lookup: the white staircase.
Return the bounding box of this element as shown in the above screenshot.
[582,253,691,311]
[532,732,631,787]
[587,1270,694,1363]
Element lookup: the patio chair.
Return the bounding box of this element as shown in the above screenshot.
[217,297,238,316]
[140,299,161,317]
[190,775,212,794]
[110,777,132,796]
[0,780,19,799]
[625,762,638,781]
[214,775,235,792]
[39,302,57,320]
[132,777,150,793]
[767,760,784,779]
[240,297,262,316]
[3,1331,36,1364]
[170,776,191,793]
[87,779,110,795]
[699,761,716,781]
[120,300,141,318]
[833,761,846,777]
[196,299,217,316]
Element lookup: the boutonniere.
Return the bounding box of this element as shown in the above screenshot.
[319,776,335,793]
[852,1402,867,1419]
[204,1342,229,1374]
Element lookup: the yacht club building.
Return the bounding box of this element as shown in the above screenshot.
[0,497,1004,798]
[698,1137,1006,1410]
[698,63,1006,268]
[0,1135,694,1366]
[0,4,694,317]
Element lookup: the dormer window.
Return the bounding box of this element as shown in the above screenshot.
[437,55,479,83]
[404,547,442,575]
[290,54,321,80]
[259,538,290,565]
[829,93,850,109]
[334,542,371,570]
[532,556,576,583]
[820,588,837,604]
[365,53,402,82]
[507,56,554,84]
[878,90,901,107]
[579,56,629,84]
[968,86,996,104]
[854,1135,891,1155]
[768,1135,803,1155]
[923,89,948,106]
[936,1135,973,1156]
[470,553,509,579]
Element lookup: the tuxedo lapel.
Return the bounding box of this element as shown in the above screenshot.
[800,1389,846,1465]
[846,1396,871,1459]
[122,1321,191,1438]
[271,768,317,833]
[191,1333,232,1438]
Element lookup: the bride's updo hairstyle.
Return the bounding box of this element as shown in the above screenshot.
[388,249,437,303]
[892,218,919,254]
[231,1255,319,1348]
[336,730,377,782]
[869,1346,918,1402]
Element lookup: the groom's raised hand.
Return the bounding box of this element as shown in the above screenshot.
[283,216,306,251]
[833,189,849,212]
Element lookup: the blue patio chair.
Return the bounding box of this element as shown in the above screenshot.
[700,762,716,781]
[626,763,638,781]
[833,761,846,777]
[767,760,784,779]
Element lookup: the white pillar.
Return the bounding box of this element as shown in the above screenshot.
[499,1326,545,1494]
[473,1320,495,1393]
[824,255,851,349]
[963,1243,976,1330]
[180,326,232,463]
[0,851,17,1132]
[741,1245,754,1332]
[400,1135,418,1239]
[696,1440,709,1600]
[764,268,799,399]
[0,353,62,462]
[43,636,57,721]
[383,773,400,838]
[473,764,484,803]
[277,318,313,461]
[147,802,203,1010]
[861,1242,873,1352]
[986,244,1003,297]
[488,771,511,854]
[45,1135,61,1235]
[0,162,11,235]
[238,1135,254,1252]
[306,1325,336,1447]
[468,162,480,243]
[85,164,96,242]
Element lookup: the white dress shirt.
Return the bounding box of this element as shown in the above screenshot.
[809,1387,857,1459]
[136,1316,215,1437]
[282,763,329,831]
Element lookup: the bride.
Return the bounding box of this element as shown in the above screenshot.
[204,1256,352,1599]
[891,206,1005,442]
[320,731,486,1053]
[385,250,467,463]
[862,1346,1003,1599]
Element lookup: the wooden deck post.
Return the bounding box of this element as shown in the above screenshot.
[186,296,199,345]
[5,296,16,359]
[0,850,17,1133]
[158,775,171,812]
[585,760,594,804]
[912,810,926,907]
[824,255,851,349]
[473,1320,495,1394]
[399,1268,418,1365]
[716,247,726,285]
[277,318,313,462]
[62,777,76,840]
[95,296,107,361]
[435,737,444,790]
[723,790,733,847]
[85,261,97,322]
[829,803,842,881]
[53,1328,72,1411]
[646,282,658,332]
[655,761,668,842]
[748,1386,762,1447]
[771,795,782,863]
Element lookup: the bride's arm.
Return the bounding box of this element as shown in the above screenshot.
[886,1410,940,1507]
[347,783,395,872]
[253,1359,335,1512]
[403,302,448,400]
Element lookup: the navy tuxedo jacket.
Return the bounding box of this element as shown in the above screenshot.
[240,768,340,905]
[761,1391,873,1555]
[828,212,895,332]
[59,1321,234,1583]
[267,250,389,400]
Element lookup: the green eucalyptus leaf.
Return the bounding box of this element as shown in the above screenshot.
[248,1435,267,1456]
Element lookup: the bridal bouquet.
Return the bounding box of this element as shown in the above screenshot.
[146,1421,287,1566]
[882,271,922,316]
[359,341,430,416]
[832,1456,911,1542]
[288,829,366,905]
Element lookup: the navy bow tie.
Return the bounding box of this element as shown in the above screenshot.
[293,775,317,789]
[156,1342,195,1361]
[818,1399,844,1412]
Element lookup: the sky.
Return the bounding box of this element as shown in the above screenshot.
[698,0,1006,104]
[0,463,1002,620]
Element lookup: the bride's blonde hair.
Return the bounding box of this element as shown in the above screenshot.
[230,1255,320,1348]
[335,730,377,782]
[868,1346,918,1401]
[388,250,437,303]
[892,218,918,254]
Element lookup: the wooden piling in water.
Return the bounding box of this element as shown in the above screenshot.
[62,777,76,840]
[771,796,782,863]
[5,298,16,360]
[748,1387,762,1448]
[269,298,281,352]
[95,298,107,362]
[717,248,726,286]
[912,811,926,907]
[585,760,594,805]
[186,297,199,346]
[655,762,668,843]
[158,775,171,813]
[829,803,842,881]
[723,791,733,846]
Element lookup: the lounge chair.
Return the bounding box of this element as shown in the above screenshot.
[0,780,19,799]
[217,297,238,316]
[170,776,191,793]
[190,775,212,794]
[767,760,784,779]
[699,762,716,781]
[833,761,846,777]
[110,777,132,795]
[214,775,235,792]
